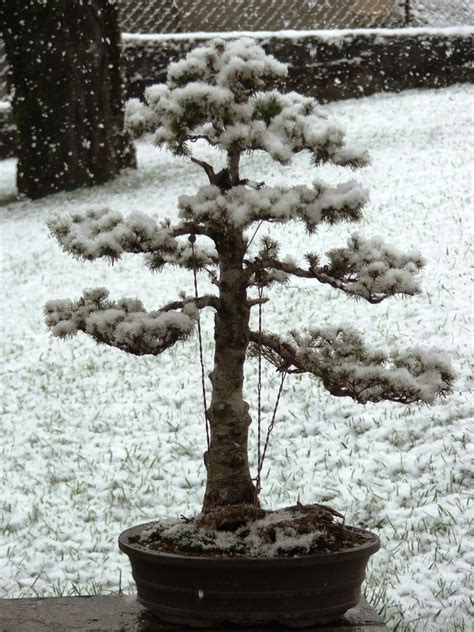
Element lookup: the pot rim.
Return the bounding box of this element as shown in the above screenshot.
[118,521,380,565]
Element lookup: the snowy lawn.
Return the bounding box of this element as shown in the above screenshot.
[0,85,472,631]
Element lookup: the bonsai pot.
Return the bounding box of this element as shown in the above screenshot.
[119,522,380,628]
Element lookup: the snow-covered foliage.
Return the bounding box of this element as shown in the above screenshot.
[44,288,197,355]
[125,38,368,168]
[48,208,177,261]
[48,207,217,269]
[247,232,426,303]
[250,327,454,405]
[178,179,367,230]
[324,233,426,302]
[46,36,453,431]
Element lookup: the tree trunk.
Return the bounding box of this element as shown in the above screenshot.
[2,0,136,199]
[202,230,257,512]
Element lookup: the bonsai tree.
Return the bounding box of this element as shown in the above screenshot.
[45,38,454,521]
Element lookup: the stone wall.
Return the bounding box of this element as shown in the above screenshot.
[123,28,473,103]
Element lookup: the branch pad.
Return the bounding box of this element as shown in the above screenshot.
[325,233,426,302]
[47,207,217,269]
[179,179,368,231]
[44,288,197,356]
[125,38,369,168]
[250,326,455,405]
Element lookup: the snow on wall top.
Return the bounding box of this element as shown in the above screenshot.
[122,25,474,43]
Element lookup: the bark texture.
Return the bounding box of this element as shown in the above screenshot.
[203,228,257,511]
[1,0,135,199]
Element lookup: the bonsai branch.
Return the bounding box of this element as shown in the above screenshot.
[160,295,219,312]
[248,256,420,303]
[44,288,198,356]
[247,297,270,308]
[249,330,305,373]
[239,179,265,190]
[189,155,233,191]
[249,328,454,405]
[172,222,215,240]
[190,156,217,182]
[189,134,218,146]
[246,258,347,293]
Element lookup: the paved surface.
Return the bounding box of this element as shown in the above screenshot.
[0,596,387,631]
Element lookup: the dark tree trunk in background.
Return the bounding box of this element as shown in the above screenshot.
[1,0,136,199]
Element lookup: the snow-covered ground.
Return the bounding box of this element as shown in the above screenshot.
[0,85,472,631]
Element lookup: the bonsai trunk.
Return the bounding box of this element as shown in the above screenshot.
[202,230,257,512]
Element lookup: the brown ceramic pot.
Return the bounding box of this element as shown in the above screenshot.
[119,522,380,628]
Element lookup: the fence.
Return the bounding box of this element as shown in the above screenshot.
[0,40,7,100]
[117,0,474,34]
[118,0,401,34]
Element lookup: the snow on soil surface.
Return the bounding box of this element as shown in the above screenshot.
[0,85,472,631]
[137,507,338,558]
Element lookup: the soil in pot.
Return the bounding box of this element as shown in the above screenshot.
[134,503,371,557]
[119,503,380,628]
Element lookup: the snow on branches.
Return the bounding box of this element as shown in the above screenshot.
[178,179,368,231]
[44,288,218,356]
[325,234,425,302]
[48,208,174,261]
[251,233,425,301]
[167,37,287,94]
[48,207,217,270]
[45,36,454,423]
[125,38,368,169]
[249,327,454,405]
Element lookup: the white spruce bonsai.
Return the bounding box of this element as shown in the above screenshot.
[45,39,454,539]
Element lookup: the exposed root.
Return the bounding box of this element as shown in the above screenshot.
[197,503,265,531]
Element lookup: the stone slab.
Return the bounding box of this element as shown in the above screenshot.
[0,595,387,632]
